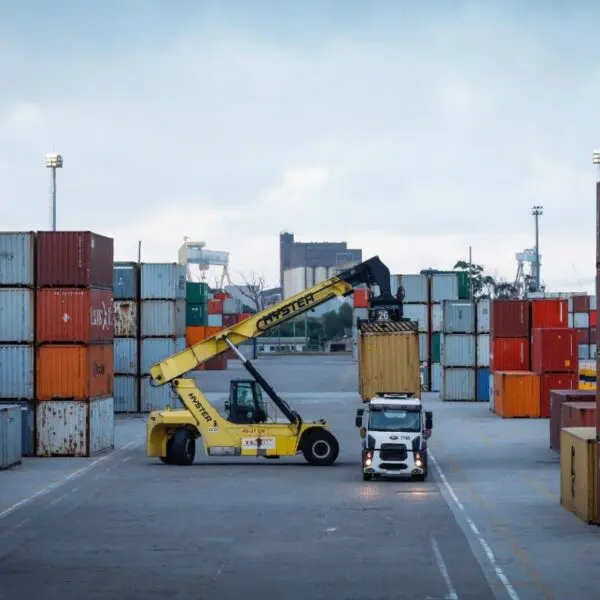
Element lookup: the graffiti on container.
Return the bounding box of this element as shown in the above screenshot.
[256,292,316,331]
[189,392,212,423]
[90,301,114,330]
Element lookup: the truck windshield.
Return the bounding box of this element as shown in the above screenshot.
[368,409,421,432]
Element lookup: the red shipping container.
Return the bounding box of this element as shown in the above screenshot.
[200,354,227,371]
[490,337,529,371]
[572,295,590,312]
[576,327,590,344]
[223,314,239,328]
[591,324,597,343]
[531,328,577,373]
[539,372,578,419]
[207,299,223,314]
[37,231,113,289]
[354,288,370,308]
[561,401,596,429]
[490,300,529,338]
[36,288,114,343]
[549,389,595,451]
[530,298,568,329]
[238,313,252,322]
[591,310,597,327]
[214,292,231,301]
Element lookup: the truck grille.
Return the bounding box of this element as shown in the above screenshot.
[379,444,407,461]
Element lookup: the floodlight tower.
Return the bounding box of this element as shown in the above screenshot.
[46,153,63,231]
[531,205,543,291]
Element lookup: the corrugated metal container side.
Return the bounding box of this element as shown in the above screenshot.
[36,231,113,289]
[140,376,179,412]
[549,390,595,451]
[490,300,530,338]
[441,334,475,367]
[1,400,36,457]
[186,281,208,304]
[140,337,185,374]
[223,314,239,329]
[36,344,113,401]
[112,262,138,300]
[559,427,597,524]
[489,373,495,412]
[430,363,441,392]
[185,325,206,347]
[431,333,441,362]
[476,368,489,401]
[574,312,590,328]
[490,337,529,372]
[0,289,34,343]
[579,345,590,360]
[591,296,597,311]
[430,273,458,303]
[562,401,595,429]
[493,371,540,418]
[114,338,138,375]
[0,405,22,469]
[0,345,34,399]
[36,288,114,343]
[441,367,476,401]
[476,334,490,367]
[531,328,577,373]
[186,303,206,326]
[207,314,223,328]
[576,328,590,344]
[403,304,428,332]
[89,396,115,455]
[431,304,442,332]
[0,232,35,287]
[442,300,475,334]
[114,375,139,412]
[570,295,590,313]
[531,298,568,329]
[477,299,490,333]
[114,300,138,337]
[540,372,578,418]
[418,333,428,362]
[223,298,242,315]
[568,313,574,328]
[140,263,186,300]
[140,300,185,337]
[400,274,429,303]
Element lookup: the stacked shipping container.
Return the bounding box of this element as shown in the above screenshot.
[568,294,597,360]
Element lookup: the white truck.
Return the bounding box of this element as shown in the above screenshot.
[355,393,433,481]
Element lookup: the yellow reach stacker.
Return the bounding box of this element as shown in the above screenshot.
[146,256,405,466]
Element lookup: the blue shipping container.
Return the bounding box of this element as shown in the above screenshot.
[140,337,186,374]
[0,289,34,343]
[0,232,35,287]
[0,345,34,400]
[477,368,490,401]
[114,338,138,375]
[114,376,138,412]
[1,400,36,456]
[140,376,180,412]
[140,263,186,300]
[113,262,138,300]
[140,300,186,337]
[0,404,22,468]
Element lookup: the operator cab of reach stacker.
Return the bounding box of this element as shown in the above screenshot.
[224,379,269,425]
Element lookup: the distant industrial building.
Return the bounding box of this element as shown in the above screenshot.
[280,232,362,299]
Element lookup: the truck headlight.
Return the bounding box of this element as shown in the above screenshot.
[415,459,422,467]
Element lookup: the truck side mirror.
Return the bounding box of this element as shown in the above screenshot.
[425,411,433,430]
[355,408,364,428]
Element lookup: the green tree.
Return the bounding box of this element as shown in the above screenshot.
[453,261,519,299]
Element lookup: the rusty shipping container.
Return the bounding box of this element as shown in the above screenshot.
[531,328,577,374]
[549,389,595,451]
[36,288,114,343]
[36,344,113,401]
[493,371,540,418]
[36,396,114,457]
[531,298,568,329]
[490,300,530,338]
[36,231,113,289]
[490,337,529,372]
[113,300,138,337]
[562,401,596,429]
[539,372,578,419]
[358,320,421,401]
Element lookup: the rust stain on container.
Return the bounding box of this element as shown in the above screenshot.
[114,300,138,337]
[36,231,113,289]
[36,344,114,400]
[36,288,114,343]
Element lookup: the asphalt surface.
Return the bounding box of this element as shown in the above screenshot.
[2,355,596,600]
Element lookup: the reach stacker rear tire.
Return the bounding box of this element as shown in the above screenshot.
[166,428,196,466]
[301,429,339,466]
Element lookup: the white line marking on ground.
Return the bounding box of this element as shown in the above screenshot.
[431,535,459,600]
[430,452,520,600]
[0,438,142,522]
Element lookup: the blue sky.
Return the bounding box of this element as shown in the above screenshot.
[1,1,599,291]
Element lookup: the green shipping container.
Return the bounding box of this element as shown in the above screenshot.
[431,332,441,363]
[186,282,208,304]
[186,302,207,326]
[457,271,470,300]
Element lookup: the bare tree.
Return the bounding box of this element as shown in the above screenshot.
[234,271,268,312]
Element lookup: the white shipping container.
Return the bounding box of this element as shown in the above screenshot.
[476,299,490,333]
[400,274,429,303]
[113,300,138,337]
[140,376,180,412]
[0,404,22,469]
[431,273,458,303]
[223,298,242,315]
[441,334,475,367]
[442,300,475,334]
[141,337,186,374]
[140,263,186,300]
[114,338,138,375]
[573,312,590,328]
[114,375,138,412]
[477,334,490,367]
[0,232,35,286]
[568,313,573,328]
[141,299,185,337]
[419,333,428,362]
[441,367,476,401]
[0,345,34,400]
[208,314,223,327]
[430,363,441,392]
[35,397,114,457]
[579,344,590,360]
[431,304,442,332]
[0,289,34,343]
[403,304,428,332]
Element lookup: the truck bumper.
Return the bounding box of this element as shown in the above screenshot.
[362,448,427,477]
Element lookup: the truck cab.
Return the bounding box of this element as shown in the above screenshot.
[355,393,433,481]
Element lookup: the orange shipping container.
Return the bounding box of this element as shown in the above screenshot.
[186,325,206,347]
[493,371,540,418]
[36,343,113,401]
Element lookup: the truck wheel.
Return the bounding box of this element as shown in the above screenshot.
[301,430,339,466]
[363,472,373,481]
[413,470,428,482]
[167,429,196,466]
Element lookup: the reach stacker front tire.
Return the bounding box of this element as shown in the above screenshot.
[301,430,339,466]
[166,428,196,466]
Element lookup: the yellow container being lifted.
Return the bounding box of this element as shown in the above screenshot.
[358,320,421,402]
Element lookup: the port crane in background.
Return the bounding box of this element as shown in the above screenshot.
[514,248,543,298]
[178,237,232,288]
[146,256,406,467]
